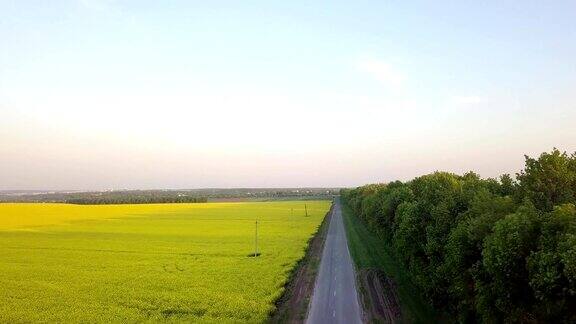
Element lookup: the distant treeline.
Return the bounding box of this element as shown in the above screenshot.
[66,196,208,205]
[342,149,576,323]
[0,188,339,204]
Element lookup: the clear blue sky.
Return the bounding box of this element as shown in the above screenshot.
[1,0,575,190]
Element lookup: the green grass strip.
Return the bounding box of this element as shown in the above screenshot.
[342,203,438,324]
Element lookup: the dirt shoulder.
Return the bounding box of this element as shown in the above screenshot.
[357,269,402,323]
[268,202,334,323]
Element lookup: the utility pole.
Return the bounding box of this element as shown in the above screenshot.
[254,220,259,257]
[305,204,308,217]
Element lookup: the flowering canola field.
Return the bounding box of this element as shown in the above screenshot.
[0,201,331,323]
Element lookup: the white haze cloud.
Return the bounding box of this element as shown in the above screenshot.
[451,95,483,105]
[355,57,406,87]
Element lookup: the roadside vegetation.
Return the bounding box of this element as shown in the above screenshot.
[0,201,330,322]
[341,149,576,323]
[342,203,437,323]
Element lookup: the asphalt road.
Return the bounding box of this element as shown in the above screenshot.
[306,200,362,324]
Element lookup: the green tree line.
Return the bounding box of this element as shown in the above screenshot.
[341,149,576,323]
[66,196,207,205]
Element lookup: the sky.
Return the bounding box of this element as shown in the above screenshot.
[1,0,575,190]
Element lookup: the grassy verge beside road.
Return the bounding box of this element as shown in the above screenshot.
[342,203,437,323]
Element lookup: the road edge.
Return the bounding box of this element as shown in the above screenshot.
[305,199,364,324]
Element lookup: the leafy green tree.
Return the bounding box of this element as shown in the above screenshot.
[516,148,576,211]
[499,173,517,196]
[341,149,576,322]
[379,181,413,238]
[393,201,425,267]
[477,202,540,322]
[528,204,576,322]
[443,190,515,321]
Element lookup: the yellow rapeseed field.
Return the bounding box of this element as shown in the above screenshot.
[0,203,206,230]
[0,201,331,323]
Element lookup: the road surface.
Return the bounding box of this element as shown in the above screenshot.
[306,200,362,324]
